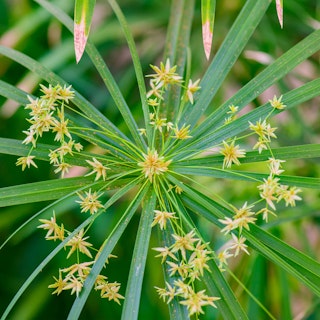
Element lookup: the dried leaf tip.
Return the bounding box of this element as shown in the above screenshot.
[74,18,87,64]
[275,0,283,29]
[74,0,96,63]
[202,21,212,60]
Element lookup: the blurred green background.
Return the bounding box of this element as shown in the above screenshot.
[0,1,319,319]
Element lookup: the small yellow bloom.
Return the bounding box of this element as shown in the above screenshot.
[138,149,171,182]
[146,80,163,100]
[22,129,37,147]
[16,155,38,171]
[48,272,68,295]
[138,128,147,136]
[63,275,83,296]
[147,58,183,88]
[233,202,257,232]
[150,117,167,132]
[95,281,124,304]
[54,162,72,177]
[229,234,249,256]
[269,95,286,110]
[86,157,109,181]
[171,230,199,260]
[256,207,277,222]
[155,282,176,303]
[217,249,233,270]
[220,140,246,168]
[40,83,60,100]
[268,158,285,175]
[147,98,160,107]
[173,124,192,140]
[66,229,93,258]
[76,189,104,215]
[278,186,302,207]
[38,214,57,239]
[180,289,219,315]
[258,175,281,210]
[227,104,239,115]
[61,261,94,278]
[186,79,201,104]
[151,210,177,230]
[52,118,71,142]
[153,246,178,264]
[56,84,75,102]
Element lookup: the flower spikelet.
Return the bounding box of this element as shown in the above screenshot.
[76,189,104,215]
[173,124,192,140]
[147,58,183,88]
[86,157,109,181]
[220,139,246,169]
[151,210,177,230]
[171,230,199,260]
[66,229,93,259]
[138,149,171,182]
[186,79,201,104]
[269,95,286,110]
[48,272,68,295]
[16,155,38,171]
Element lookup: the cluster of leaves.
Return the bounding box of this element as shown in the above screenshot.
[0,0,319,319]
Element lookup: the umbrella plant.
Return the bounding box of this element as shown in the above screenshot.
[0,0,319,319]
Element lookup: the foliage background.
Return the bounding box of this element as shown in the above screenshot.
[0,0,319,319]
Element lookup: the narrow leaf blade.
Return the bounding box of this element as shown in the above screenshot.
[67,184,149,320]
[121,190,157,320]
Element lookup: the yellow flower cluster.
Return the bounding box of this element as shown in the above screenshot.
[38,213,124,303]
[151,209,220,317]
[142,59,198,146]
[217,97,301,270]
[16,84,83,177]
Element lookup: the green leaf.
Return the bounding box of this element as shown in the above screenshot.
[158,226,190,319]
[190,28,320,141]
[173,196,249,319]
[173,180,320,297]
[0,177,98,207]
[172,78,320,160]
[67,183,149,320]
[74,0,96,63]
[0,80,30,105]
[1,181,138,320]
[247,256,268,319]
[180,0,271,127]
[34,0,146,150]
[173,166,320,189]
[121,189,157,320]
[0,45,129,147]
[163,0,195,120]
[107,0,152,145]
[201,0,216,60]
[0,174,138,208]
[176,144,320,167]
